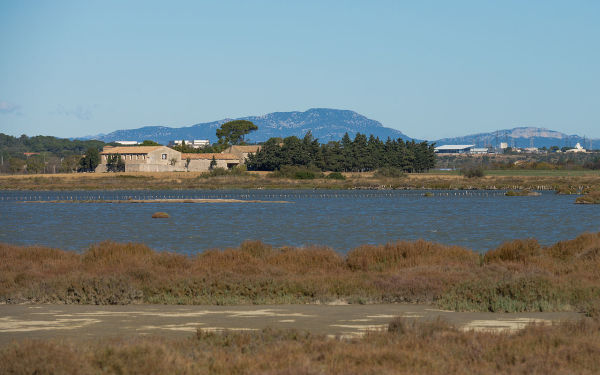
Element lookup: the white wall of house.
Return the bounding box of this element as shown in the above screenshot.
[97,146,243,173]
[185,159,240,171]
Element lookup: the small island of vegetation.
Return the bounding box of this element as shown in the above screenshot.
[575,191,600,204]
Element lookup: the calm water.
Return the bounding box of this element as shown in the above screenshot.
[1,190,598,254]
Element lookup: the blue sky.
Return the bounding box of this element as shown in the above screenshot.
[1,0,598,140]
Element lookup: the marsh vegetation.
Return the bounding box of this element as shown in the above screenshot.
[1,170,600,192]
[576,191,600,204]
[2,318,600,374]
[2,233,599,316]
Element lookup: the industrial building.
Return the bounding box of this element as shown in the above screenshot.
[434,145,475,154]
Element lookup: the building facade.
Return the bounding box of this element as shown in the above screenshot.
[96,146,243,172]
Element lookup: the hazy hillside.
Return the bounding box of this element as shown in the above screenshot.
[435,127,598,149]
[84,111,597,150]
[86,108,415,145]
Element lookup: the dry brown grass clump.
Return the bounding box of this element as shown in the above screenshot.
[2,318,600,374]
[151,211,170,218]
[483,238,541,263]
[2,234,600,314]
[347,239,478,271]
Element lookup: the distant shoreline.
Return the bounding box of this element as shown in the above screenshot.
[1,170,599,193]
[21,198,291,204]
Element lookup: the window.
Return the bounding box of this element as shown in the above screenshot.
[161,154,167,160]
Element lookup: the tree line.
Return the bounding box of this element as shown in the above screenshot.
[0,133,107,174]
[246,132,436,173]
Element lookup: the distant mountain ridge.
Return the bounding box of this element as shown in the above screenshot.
[83,110,597,150]
[85,108,415,145]
[435,127,599,149]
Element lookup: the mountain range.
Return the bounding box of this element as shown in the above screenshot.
[435,127,598,149]
[84,108,598,149]
[86,108,414,145]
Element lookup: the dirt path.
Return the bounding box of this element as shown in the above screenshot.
[0,304,581,344]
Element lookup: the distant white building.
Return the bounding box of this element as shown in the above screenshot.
[115,141,139,145]
[434,145,474,154]
[169,140,210,148]
[193,140,210,147]
[470,148,489,154]
[566,143,586,153]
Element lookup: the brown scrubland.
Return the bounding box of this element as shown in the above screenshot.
[2,233,599,316]
[3,235,600,373]
[2,318,600,374]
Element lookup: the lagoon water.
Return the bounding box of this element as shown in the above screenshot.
[1,189,598,254]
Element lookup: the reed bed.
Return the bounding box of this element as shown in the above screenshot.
[2,233,600,315]
[2,318,600,374]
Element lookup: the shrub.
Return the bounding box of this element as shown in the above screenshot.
[346,240,478,271]
[374,167,404,178]
[438,276,563,312]
[206,167,229,177]
[575,191,600,204]
[484,239,541,263]
[271,165,324,180]
[326,172,346,180]
[230,164,247,175]
[461,166,485,178]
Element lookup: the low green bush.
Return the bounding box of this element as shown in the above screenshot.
[461,166,485,178]
[373,167,404,178]
[271,166,324,180]
[326,172,346,180]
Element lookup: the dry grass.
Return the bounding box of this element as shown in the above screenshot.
[2,318,600,374]
[1,171,600,191]
[2,233,600,315]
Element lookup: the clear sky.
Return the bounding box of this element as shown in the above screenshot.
[1,0,598,140]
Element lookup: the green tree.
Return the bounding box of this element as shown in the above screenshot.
[8,157,26,173]
[78,147,100,172]
[216,120,258,146]
[106,154,125,172]
[117,155,126,171]
[246,138,284,171]
[171,141,197,153]
[209,156,217,170]
[140,140,160,146]
[60,155,81,173]
[247,132,436,174]
[26,155,45,174]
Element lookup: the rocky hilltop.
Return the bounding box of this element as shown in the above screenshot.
[86,108,414,144]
